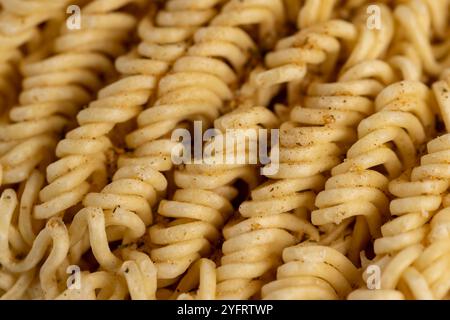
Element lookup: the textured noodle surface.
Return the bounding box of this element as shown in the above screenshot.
[0,0,449,300]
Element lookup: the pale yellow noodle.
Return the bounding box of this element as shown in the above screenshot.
[261,245,360,299]
[0,0,140,186]
[0,189,69,299]
[66,0,284,288]
[0,0,71,112]
[35,0,224,220]
[215,4,394,299]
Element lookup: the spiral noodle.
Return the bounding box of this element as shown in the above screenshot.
[348,136,450,300]
[65,0,284,280]
[149,106,279,282]
[348,73,450,300]
[65,165,166,268]
[312,81,435,263]
[60,0,247,272]
[216,176,320,299]
[341,3,394,71]
[125,0,285,151]
[261,244,360,299]
[348,224,450,300]
[272,0,345,105]
[393,0,448,76]
[213,7,395,299]
[0,0,141,186]
[34,0,225,219]
[0,0,70,111]
[255,19,357,104]
[375,134,450,256]
[1,0,449,302]
[349,186,450,300]
[308,1,440,266]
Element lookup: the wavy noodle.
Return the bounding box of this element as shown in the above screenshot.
[0,0,141,187]
[284,0,370,28]
[214,5,395,299]
[255,19,357,104]
[149,106,279,285]
[0,169,47,299]
[0,0,71,113]
[0,268,35,300]
[375,134,450,256]
[171,258,217,300]
[296,0,338,29]
[64,0,284,283]
[261,244,360,299]
[235,65,282,110]
[1,0,450,301]
[119,248,157,300]
[35,0,225,220]
[348,72,450,300]
[348,196,450,300]
[393,0,448,77]
[348,237,450,300]
[309,1,447,270]
[56,270,128,300]
[0,189,69,299]
[312,80,435,265]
